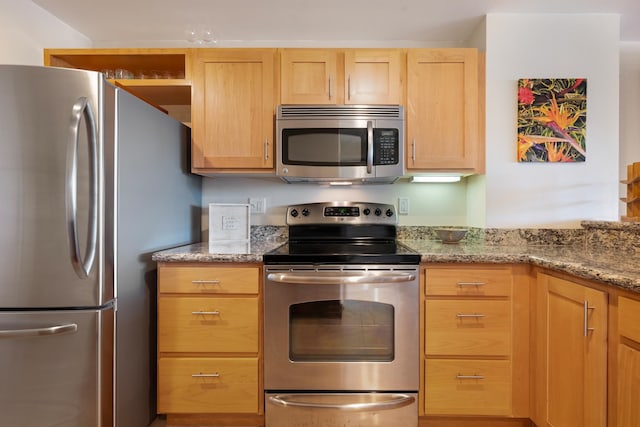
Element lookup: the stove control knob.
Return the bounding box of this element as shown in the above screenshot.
[363,208,371,216]
[302,208,310,216]
[374,208,382,216]
[290,209,299,218]
[385,209,394,217]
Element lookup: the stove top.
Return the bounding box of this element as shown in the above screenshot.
[263,240,420,265]
[263,202,420,265]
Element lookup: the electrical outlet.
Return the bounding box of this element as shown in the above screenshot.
[398,197,409,215]
[249,197,266,214]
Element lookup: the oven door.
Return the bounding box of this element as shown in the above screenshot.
[264,265,419,392]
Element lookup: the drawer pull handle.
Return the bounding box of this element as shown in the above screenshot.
[192,280,221,285]
[456,313,485,319]
[456,374,485,380]
[191,311,221,315]
[457,282,486,287]
[192,372,220,378]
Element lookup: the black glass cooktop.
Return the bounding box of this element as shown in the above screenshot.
[263,240,420,265]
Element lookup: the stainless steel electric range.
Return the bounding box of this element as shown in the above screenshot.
[263,201,420,427]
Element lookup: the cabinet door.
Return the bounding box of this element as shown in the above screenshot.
[617,343,640,426]
[406,48,479,171]
[344,49,403,105]
[617,296,640,427]
[280,49,339,104]
[191,49,275,171]
[535,273,607,427]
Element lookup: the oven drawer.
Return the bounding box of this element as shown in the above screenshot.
[158,296,258,353]
[158,357,258,413]
[159,266,259,294]
[266,392,418,427]
[425,267,512,297]
[425,299,511,356]
[425,359,511,416]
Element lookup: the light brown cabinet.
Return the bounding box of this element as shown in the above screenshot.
[616,296,640,427]
[422,265,518,416]
[190,49,276,173]
[533,273,607,427]
[44,48,193,124]
[406,48,482,172]
[157,264,261,418]
[279,48,403,105]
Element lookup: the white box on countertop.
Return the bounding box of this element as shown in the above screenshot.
[208,203,250,242]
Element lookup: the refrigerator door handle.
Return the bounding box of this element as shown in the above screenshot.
[0,323,78,339]
[66,96,99,279]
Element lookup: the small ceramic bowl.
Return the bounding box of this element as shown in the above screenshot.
[435,228,468,244]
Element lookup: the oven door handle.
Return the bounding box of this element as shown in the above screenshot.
[266,272,416,285]
[366,120,374,174]
[267,393,415,411]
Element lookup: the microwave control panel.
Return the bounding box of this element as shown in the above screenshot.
[373,129,399,165]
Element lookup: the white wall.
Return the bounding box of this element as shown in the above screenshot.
[484,14,620,228]
[0,0,89,64]
[620,42,640,216]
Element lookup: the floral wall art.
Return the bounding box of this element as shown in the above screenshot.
[517,78,587,162]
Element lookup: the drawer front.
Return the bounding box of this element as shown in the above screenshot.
[425,359,511,416]
[159,297,258,353]
[158,357,258,413]
[425,299,511,356]
[159,266,259,294]
[425,268,512,297]
[619,296,640,343]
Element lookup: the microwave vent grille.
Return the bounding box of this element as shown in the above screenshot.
[278,105,403,120]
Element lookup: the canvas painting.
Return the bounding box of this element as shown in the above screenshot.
[517,78,587,162]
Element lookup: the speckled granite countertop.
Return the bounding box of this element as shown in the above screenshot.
[152,221,640,293]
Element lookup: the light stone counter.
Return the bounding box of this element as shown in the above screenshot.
[152,221,640,293]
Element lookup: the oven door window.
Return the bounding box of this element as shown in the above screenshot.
[282,128,367,166]
[289,300,394,362]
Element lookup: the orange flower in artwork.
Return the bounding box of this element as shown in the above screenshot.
[518,135,534,161]
[545,142,574,162]
[534,94,581,130]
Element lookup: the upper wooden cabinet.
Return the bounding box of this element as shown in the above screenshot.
[406,48,482,172]
[190,49,276,173]
[279,48,404,105]
[44,48,193,124]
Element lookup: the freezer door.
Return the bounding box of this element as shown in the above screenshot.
[0,306,114,427]
[0,65,108,308]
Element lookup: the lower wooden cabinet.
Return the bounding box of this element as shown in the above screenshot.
[616,296,640,427]
[533,272,607,427]
[425,359,511,416]
[422,264,530,418]
[158,357,258,413]
[157,263,262,418]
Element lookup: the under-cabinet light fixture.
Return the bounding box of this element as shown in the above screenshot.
[410,176,461,183]
[328,181,354,186]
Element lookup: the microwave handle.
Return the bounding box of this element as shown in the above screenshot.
[367,120,373,174]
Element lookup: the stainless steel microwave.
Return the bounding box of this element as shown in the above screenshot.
[276,105,405,184]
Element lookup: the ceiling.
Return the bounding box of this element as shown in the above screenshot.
[32,0,640,46]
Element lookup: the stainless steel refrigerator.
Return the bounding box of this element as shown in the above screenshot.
[0,65,202,427]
